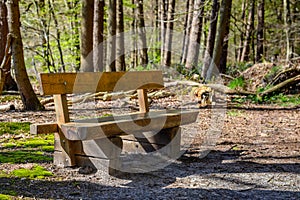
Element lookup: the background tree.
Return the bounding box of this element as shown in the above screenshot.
[116,0,126,71]
[185,0,205,70]
[201,0,219,78]
[206,0,232,80]
[107,0,117,71]
[93,0,105,72]
[6,0,43,110]
[136,0,148,66]
[162,0,176,67]
[256,0,264,63]
[81,0,94,72]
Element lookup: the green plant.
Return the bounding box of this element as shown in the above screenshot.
[228,77,245,90]
[0,122,30,136]
[11,165,53,179]
[0,194,12,200]
[227,109,244,117]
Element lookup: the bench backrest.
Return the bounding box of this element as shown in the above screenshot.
[38,71,164,124]
[39,71,164,95]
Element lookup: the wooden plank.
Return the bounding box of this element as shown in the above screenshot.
[53,94,70,123]
[39,71,164,95]
[137,89,149,113]
[61,110,198,141]
[30,123,58,134]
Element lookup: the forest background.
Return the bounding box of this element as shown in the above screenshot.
[0,0,299,110]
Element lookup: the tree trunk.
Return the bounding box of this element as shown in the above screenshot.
[107,0,117,71]
[163,0,176,67]
[202,0,219,78]
[136,0,148,66]
[160,0,168,65]
[283,0,291,62]
[237,0,246,62]
[185,0,205,69]
[219,0,232,74]
[241,0,255,62]
[130,0,137,69]
[6,0,43,110]
[81,0,94,72]
[93,0,105,71]
[206,0,232,81]
[256,0,264,63]
[0,0,8,63]
[181,0,192,64]
[116,0,126,71]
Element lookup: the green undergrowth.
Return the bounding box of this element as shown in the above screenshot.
[0,122,54,164]
[0,194,12,200]
[11,165,53,179]
[232,93,300,107]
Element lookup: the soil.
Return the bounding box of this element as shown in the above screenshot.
[0,97,299,199]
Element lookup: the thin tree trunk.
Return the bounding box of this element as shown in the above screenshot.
[130,0,137,69]
[107,0,117,71]
[181,0,194,65]
[237,0,247,62]
[202,0,219,78]
[206,0,232,81]
[219,0,232,74]
[160,0,168,65]
[81,0,94,72]
[256,0,264,63]
[116,0,126,71]
[49,0,65,72]
[6,0,43,110]
[93,0,105,71]
[185,0,205,69]
[136,0,148,66]
[163,0,175,67]
[241,0,255,62]
[283,0,291,62]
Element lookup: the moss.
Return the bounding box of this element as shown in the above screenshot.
[0,122,30,136]
[0,150,52,164]
[11,165,53,179]
[0,194,12,200]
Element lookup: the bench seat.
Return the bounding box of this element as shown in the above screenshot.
[61,110,199,141]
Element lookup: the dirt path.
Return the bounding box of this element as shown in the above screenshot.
[0,106,299,199]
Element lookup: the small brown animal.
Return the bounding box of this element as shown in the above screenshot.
[192,85,214,107]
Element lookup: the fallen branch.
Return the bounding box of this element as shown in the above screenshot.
[260,74,300,97]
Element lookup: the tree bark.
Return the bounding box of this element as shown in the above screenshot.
[181,0,194,65]
[202,0,219,78]
[6,0,43,110]
[163,0,176,67]
[93,0,105,71]
[116,0,126,71]
[219,0,232,74]
[256,0,264,63]
[185,0,205,69]
[283,0,291,62]
[81,0,94,72]
[206,0,232,81]
[107,0,117,71]
[241,0,255,62]
[136,0,148,66]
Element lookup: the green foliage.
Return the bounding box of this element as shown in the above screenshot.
[0,194,12,200]
[227,109,244,117]
[0,150,52,164]
[0,122,30,136]
[226,62,252,77]
[228,77,245,90]
[11,165,53,179]
[0,122,54,164]
[0,96,21,103]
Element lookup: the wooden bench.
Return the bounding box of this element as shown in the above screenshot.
[30,71,198,175]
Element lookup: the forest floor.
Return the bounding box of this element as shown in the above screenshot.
[0,94,299,199]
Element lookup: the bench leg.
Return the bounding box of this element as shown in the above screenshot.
[53,132,82,167]
[122,126,182,158]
